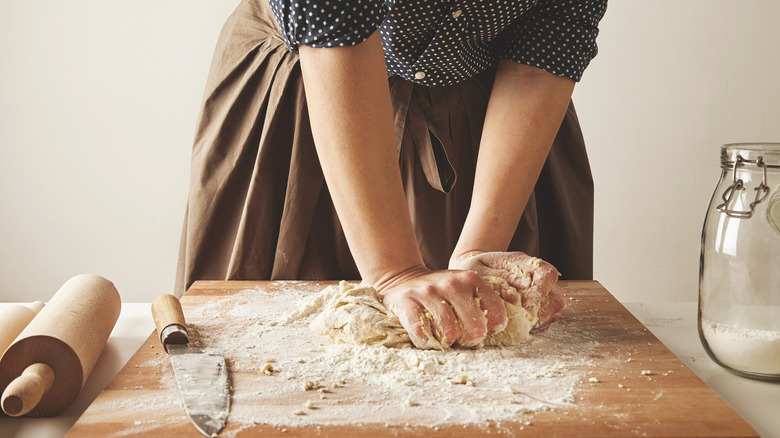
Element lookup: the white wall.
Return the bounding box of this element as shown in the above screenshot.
[573,0,780,302]
[1,1,779,303]
[0,0,241,303]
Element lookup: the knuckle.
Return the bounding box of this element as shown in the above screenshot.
[460,270,481,283]
[417,285,437,300]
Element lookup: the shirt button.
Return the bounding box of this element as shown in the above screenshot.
[452,9,463,19]
[414,71,426,80]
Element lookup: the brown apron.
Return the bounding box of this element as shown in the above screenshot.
[174,0,594,296]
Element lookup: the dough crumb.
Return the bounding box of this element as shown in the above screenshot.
[417,360,436,375]
[641,370,653,376]
[261,362,275,375]
[304,400,314,409]
[292,410,306,416]
[588,377,600,383]
[303,380,320,391]
[450,375,469,385]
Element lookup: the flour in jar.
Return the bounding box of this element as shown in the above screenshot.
[701,318,780,375]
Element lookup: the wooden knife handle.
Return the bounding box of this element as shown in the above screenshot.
[151,294,189,350]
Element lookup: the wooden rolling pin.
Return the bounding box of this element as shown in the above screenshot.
[0,301,45,359]
[0,274,121,417]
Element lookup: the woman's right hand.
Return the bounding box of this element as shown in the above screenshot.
[374,266,508,349]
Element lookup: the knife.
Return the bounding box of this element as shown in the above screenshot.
[152,294,231,437]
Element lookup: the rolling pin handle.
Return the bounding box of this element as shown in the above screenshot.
[152,294,190,352]
[1,362,55,416]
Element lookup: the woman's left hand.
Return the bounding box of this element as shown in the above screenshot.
[449,251,564,329]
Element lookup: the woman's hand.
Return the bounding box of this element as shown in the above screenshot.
[375,266,508,349]
[449,251,563,330]
[450,251,557,302]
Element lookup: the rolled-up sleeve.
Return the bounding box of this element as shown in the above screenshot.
[493,0,607,82]
[268,0,388,52]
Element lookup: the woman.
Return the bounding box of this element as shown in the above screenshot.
[176,0,607,348]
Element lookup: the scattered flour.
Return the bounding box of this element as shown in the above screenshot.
[90,281,607,436]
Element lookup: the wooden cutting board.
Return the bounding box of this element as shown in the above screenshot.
[67,280,757,437]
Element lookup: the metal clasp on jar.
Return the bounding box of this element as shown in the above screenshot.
[716,155,771,218]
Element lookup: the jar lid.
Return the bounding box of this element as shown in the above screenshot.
[721,143,780,168]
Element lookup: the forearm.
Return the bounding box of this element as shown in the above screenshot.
[452,60,575,262]
[298,32,424,286]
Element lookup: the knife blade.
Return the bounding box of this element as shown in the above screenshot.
[152,294,231,437]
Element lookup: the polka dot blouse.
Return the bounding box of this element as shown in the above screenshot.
[269,0,607,86]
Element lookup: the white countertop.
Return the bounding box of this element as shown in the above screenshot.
[0,301,778,438]
[623,302,779,438]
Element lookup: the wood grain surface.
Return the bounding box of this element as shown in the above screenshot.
[67,280,757,437]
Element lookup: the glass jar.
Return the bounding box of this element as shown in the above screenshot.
[699,143,780,381]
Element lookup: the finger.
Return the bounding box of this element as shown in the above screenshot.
[481,275,522,305]
[414,291,461,347]
[472,279,508,333]
[528,269,558,303]
[384,295,441,350]
[457,253,531,302]
[441,272,489,347]
[507,254,559,292]
[480,253,559,310]
[532,286,565,331]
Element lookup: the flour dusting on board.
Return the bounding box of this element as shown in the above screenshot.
[104,281,607,435]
